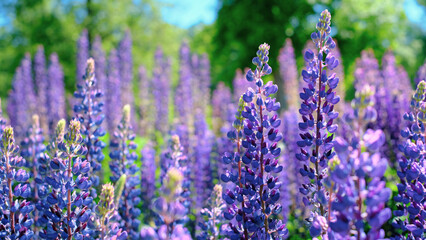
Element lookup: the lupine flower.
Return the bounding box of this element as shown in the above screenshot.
[96,183,128,240]
[196,184,226,240]
[297,9,340,235]
[327,85,391,239]
[47,53,66,131]
[0,126,34,239]
[138,65,154,137]
[153,155,191,240]
[221,43,287,239]
[106,49,122,134]
[118,31,135,128]
[152,47,170,135]
[34,46,50,134]
[278,38,299,109]
[7,53,37,137]
[414,60,426,85]
[108,105,141,238]
[140,142,156,219]
[39,119,93,239]
[20,115,46,233]
[193,111,214,211]
[91,36,107,113]
[77,30,90,85]
[199,54,211,111]
[175,42,195,133]
[156,135,191,238]
[393,80,426,239]
[74,58,106,189]
[281,109,308,222]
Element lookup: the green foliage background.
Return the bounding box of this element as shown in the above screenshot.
[0,0,424,100]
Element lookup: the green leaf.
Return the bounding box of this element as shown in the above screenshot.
[114,174,126,207]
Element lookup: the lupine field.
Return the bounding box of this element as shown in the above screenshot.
[0,4,426,240]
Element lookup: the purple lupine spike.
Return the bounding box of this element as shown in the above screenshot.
[47,53,66,130]
[232,68,253,103]
[92,35,107,102]
[77,29,89,85]
[354,50,381,92]
[212,82,233,135]
[118,31,135,123]
[200,54,211,109]
[278,38,299,109]
[73,58,106,189]
[153,47,170,135]
[0,127,35,239]
[39,119,94,239]
[175,42,194,125]
[393,80,426,239]
[20,115,46,235]
[193,111,214,211]
[138,65,154,137]
[140,142,156,219]
[7,66,24,133]
[328,85,391,238]
[8,53,37,137]
[196,184,226,239]
[108,105,141,238]
[34,46,49,135]
[155,135,191,238]
[375,51,409,165]
[281,109,308,223]
[414,60,426,85]
[106,48,122,134]
[222,44,288,239]
[297,10,340,237]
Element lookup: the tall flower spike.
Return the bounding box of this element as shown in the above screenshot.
[47,53,66,131]
[39,119,93,239]
[152,135,191,239]
[138,65,154,137]
[278,38,299,109]
[196,184,226,240]
[74,58,106,189]
[96,183,128,240]
[329,85,391,239]
[393,80,426,239]
[297,9,340,235]
[222,43,287,239]
[108,104,141,238]
[34,46,50,135]
[106,49,122,134]
[0,126,34,239]
[20,115,46,234]
[77,29,89,85]
[118,30,135,130]
[140,142,156,220]
[91,35,107,120]
[152,47,170,135]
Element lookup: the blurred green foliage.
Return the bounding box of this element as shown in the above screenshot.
[0,0,424,101]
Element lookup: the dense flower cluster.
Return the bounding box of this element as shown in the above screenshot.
[393,80,426,239]
[297,10,340,228]
[3,8,426,240]
[221,43,287,239]
[74,58,106,189]
[109,105,141,238]
[0,126,34,239]
[328,85,391,239]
